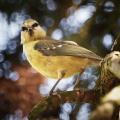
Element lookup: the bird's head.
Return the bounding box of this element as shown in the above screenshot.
[102,51,120,79]
[21,19,46,44]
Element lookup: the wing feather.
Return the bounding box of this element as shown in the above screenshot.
[34,39,102,60]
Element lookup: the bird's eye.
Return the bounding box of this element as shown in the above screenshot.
[32,23,39,28]
[22,27,28,31]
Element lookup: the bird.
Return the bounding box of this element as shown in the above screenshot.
[21,19,102,94]
[95,51,120,94]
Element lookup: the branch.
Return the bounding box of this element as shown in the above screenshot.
[29,89,100,120]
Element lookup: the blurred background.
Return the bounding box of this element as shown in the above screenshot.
[0,0,120,119]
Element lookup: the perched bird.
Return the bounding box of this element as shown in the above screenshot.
[95,51,120,94]
[21,19,102,94]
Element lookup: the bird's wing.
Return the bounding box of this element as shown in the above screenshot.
[34,39,102,60]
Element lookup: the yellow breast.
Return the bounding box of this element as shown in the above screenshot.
[23,41,99,79]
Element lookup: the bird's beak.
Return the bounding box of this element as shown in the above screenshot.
[28,28,33,36]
